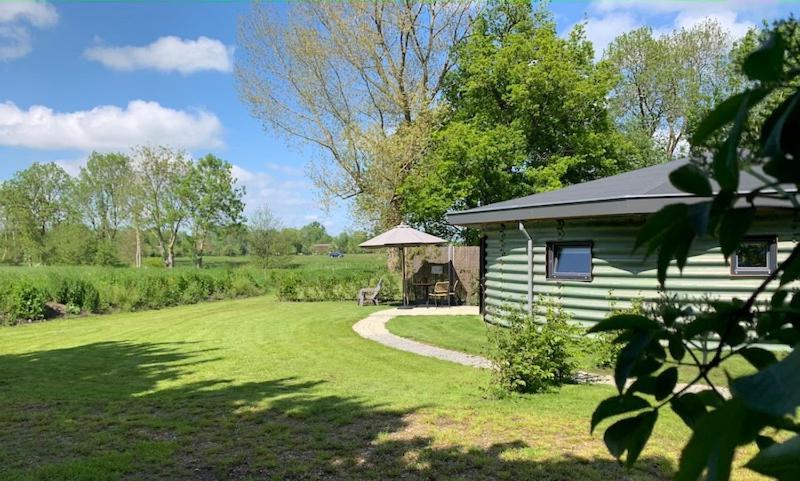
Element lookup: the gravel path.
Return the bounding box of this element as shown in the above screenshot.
[352,306,729,397]
[352,306,492,368]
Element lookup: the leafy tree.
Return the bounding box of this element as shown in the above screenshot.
[299,221,331,251]
[75,152,134,265]
[236,1,474,228]
[187,154,245,268]
[132,146,193,269]
[400,2,653,241]
[248,204,292,267]
[590,20,800,480]
[0,162,74,264]
[606,20,735,158]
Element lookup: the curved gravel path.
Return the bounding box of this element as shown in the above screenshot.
[353,306,492,368]
[352,306,730,397]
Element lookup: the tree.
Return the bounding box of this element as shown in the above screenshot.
[75,152,134,264]
[187,154,245,268]
[299,221,331,251]
[590,20,800,480]
[400,2,652,241]
[132,146,193,268]
[0,162,74,264]
[606,20,735,158]
[236,1,475,228]
[248,204,291,267]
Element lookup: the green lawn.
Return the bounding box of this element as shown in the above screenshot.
[0,298,763,480]
[386,315,757,389]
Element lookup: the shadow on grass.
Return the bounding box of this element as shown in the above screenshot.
[0,341,674,480]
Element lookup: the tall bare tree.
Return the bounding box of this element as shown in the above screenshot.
[606,19,735,158]
[236,1,475,227]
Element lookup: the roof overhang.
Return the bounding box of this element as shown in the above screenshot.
[447,195,795,226]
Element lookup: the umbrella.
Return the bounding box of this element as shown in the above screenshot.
[360,224,448,306]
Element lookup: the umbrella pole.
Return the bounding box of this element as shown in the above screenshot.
[401,247,407,306]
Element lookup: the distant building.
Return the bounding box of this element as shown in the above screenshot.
[311,243,333,255]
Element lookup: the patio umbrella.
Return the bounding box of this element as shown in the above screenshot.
[359,224,448,306]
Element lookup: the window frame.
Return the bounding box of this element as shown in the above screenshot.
[546,241,593,282]
[730,236,778,277]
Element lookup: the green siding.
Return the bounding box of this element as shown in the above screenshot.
[483,214,798,326]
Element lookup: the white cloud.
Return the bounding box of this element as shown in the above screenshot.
[0,1,57,27]
[265,162,304,177]
[578,13,640,58]
[671,10,754,40]
[0,1,57,60]
[54,156,87,177]
[232,163,327,228]
[0,100,223,151]
[577,0,768,59]
[84,36,234,74]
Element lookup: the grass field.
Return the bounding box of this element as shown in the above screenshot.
[0,254,395,323]
[0,297,766,480]
[385,315,757,388]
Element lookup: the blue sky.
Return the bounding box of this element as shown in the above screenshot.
[1,1,797,234]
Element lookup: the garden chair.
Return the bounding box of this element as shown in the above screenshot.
[358,277,383,306]
[428,280,459,306]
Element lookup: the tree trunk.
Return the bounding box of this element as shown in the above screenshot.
[195,237,205,269]
[135,228,142,268]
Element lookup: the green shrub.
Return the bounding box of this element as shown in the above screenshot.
[488,303,578,394]
[586,297,646,369]
[7,281,49,321]
[51,277,100,313]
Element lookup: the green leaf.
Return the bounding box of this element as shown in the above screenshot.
[691,90,768,146]
[654,367,678,401]
[762,91,800,160]
[743,31,785,82]
[713,90,754,191]
[746,435,800,481]
[762,92,800,158]
[587,314,660,334]
[718,208,755,258]
[591,395,651,433]
[671,392,708,428]
[668,335,686,362]
[780,245,800,285]
[670,164,713,196]
[683,314,726,338]
[615,331,655,393]
[676,399,745,481]
[732,345,800,417]
[738,347,778,370]
[634,204,688,253]
[603,410,658,467]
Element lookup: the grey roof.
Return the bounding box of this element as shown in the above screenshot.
[447,160,796,226]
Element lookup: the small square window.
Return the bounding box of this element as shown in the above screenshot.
[547,242,592,281]
[731,237,777,277]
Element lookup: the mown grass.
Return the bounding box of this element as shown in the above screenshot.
[386,315,758,388]
[0,297,768,480]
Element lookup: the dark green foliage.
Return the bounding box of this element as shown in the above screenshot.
[6,281,49,322]
[51,277,100,313]
[488,305,578,394]
[592,20,800,480]
[274,271,399,302]
[400,3,655,240]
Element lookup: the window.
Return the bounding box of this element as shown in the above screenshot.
[547,242,592,281]
[731,237,777,277]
